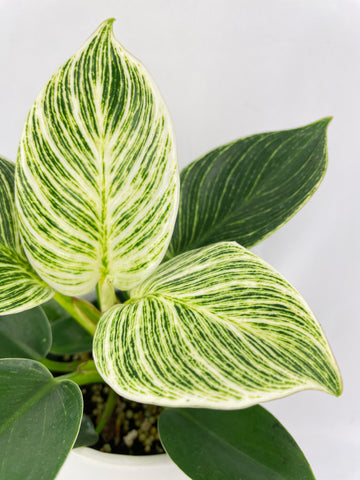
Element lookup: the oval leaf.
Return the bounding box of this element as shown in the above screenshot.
[0,358,82,480]
[168,119,329,257]
[159,406,315,480]
[16,19,178,296]
[94,242,342,408]
[0,306,51,359]
[0,156,53,314]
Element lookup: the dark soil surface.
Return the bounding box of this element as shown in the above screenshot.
[82,383,165,455]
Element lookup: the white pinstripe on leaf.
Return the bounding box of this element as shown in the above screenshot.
[16,19,178,295]
[0,156,53,314]
[168,119,330,258]
[93,242,342,408]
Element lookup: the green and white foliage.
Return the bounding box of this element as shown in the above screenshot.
[16,19,178,296]
[0,156,53,315]
[168,119,330,257]
[0,17,343,480]
[94,242,342,408]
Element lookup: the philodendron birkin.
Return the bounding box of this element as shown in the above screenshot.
[0,18,341,480]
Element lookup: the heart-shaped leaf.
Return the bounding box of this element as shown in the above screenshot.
[0,306,51,359]
[16,19,178,296]
[94,242,341,408]
[0,358,82,480]
[159,406,315,480]
[0,156,53,314]
[168,119,329,257]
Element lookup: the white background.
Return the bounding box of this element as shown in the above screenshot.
[0,1,359,478]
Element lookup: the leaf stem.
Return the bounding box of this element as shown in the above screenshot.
[53,292,100,336]
[40,358,84,373]
[95,388,117,434]
[96,276,118,312]
[57,360,104,386]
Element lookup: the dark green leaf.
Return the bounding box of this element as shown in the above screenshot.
[50,317,93,355]
[168,118,330,257]
[0,307,51,359]
[74,414,99,448]
[159,406,315,480]
[0,358,82,480]
[41,298,67,322]
[42,299,92,355]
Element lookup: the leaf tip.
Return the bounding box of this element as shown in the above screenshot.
[95,18,116,38]
[102,17,116,27]
[332,374,343,397]
[320,362,343,398]
[326,382,343,398]
[313,116,333,130]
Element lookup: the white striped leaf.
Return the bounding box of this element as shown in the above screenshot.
[0,156,53,314]
[16,19,178,296]
[93,242,342,408]
[168,119,330,258]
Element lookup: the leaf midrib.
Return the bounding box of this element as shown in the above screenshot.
[0,380,56,436]
[0,328,42,359]
[96,101,110,278]
[145,292,236,327]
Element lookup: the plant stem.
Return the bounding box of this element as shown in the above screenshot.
[95,388,117,434]
[53,292,100,336]
[40,358,84,373]
[96,276,118,312]
[57,360,103,386]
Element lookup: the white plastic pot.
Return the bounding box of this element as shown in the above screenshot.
[57,447,189,480]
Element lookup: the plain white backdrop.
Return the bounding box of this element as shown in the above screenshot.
[0,1,359,478]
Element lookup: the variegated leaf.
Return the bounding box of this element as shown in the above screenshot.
[16,19,178,296]
[94,242,342,408]
[0,156,53,314]
[168,119,330,258]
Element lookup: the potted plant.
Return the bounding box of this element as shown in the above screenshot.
[0,19,342,480]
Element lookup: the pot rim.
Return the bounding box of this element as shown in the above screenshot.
[71,447,171,468]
